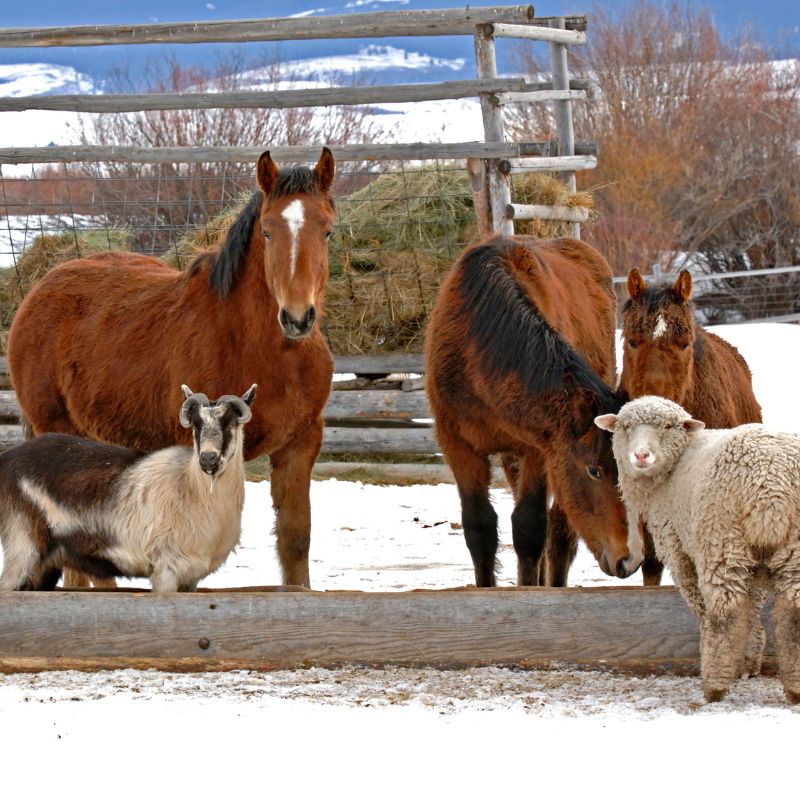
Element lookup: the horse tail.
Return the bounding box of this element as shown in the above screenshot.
[456,237,620,416]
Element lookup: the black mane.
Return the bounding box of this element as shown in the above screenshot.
[458,238,620,413]
[189,165,331,299]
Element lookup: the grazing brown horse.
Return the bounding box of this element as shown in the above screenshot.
[425,236,641,587]
[7,148,336,588]
[620,268,762,584]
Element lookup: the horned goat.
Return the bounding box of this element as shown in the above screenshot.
[0,384,256,592]
[596,395,800,704]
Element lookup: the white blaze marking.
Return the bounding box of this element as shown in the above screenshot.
[281,199,305,279]
[652,314,667,339]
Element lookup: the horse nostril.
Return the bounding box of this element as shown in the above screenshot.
[306,305,317,327]
[615,557,630,579]
[279,308,291,330]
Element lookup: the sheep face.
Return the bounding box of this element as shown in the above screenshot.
[595,396,704,481]
[180,385,257,477]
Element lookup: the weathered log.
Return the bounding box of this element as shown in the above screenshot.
[324,390,430,423]
[0,587,773,675]
[322,426,437,455]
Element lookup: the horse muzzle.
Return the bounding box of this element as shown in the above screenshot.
[279,305,317,339]
[600,550,642,579]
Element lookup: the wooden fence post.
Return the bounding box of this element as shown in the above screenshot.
[548,17,580,238]
[474,23,513,236]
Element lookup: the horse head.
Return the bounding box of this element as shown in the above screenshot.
[621,268,697,404]
[547,387,642,580]
[257,147,335,340]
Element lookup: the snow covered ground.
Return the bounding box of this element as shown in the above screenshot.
[1,323,799,795]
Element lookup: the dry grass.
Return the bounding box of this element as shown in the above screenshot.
[1,168,595,355]
[511,172,595,237]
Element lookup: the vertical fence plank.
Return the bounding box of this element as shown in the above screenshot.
[548,18,580,238]
[474,24,513,236]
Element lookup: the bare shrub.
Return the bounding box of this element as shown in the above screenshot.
[77,55,384,254]
[507,0,800,305]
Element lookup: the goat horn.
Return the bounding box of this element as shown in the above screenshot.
[217,395,253,425]
[179,390,210,428]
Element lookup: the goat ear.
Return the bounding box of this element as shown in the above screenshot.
[673,270,692,302]
[242,384,257,407]
[683,418,704,433]
[257,151,280,196]
[313,147,335,194]
[594,413,618,432]
[627,269,647,301]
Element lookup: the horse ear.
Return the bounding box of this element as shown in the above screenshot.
[313,147,335,194]
[627,269,647,301]
[257,151,280,196]
[594,414,618,432]
[673,270,692,302]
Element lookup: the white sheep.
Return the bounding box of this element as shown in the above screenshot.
[0,384,256,592]
[595,395,800,704]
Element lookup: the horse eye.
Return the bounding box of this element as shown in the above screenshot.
[586,465,603,481]
[628,339,638,349]
[324,230,332,239]
[262,229,271,240]
[680,343,690,350]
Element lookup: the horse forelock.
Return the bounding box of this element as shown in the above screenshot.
[457,239,616,409]
[267,165,335,209]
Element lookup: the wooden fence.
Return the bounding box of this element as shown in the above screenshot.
[0,585,778,674]
[0,354,437,459]
[0,5,595,238]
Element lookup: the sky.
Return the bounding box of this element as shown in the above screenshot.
[1,0,797,86]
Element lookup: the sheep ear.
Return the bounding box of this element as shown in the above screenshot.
[627,269,647,301]
[683,418,705,433]
[594,414,618,432]
[673,270,692,302]
[257,151,280,196]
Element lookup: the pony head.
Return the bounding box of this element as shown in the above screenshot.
[620,268,697,404]
[257,148,335,340]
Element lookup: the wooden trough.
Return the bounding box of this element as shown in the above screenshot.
[0,586,778,675]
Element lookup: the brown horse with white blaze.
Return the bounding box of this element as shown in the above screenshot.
[7,148,337,588]
[620,268,762,584]
[425,236,640,587]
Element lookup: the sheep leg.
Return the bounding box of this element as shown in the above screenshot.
[542,504,578,587]
[773,583,800,704]
[741,586,767,678]
[270,418,323,588]
[700,590,752,703]
[439,427,497,587]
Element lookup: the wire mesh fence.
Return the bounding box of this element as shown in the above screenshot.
[2,160,799,356]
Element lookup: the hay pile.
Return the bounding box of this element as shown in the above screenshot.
[511,172,595,237]
[0,228,131,352]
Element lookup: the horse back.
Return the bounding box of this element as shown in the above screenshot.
[688,329,763,426]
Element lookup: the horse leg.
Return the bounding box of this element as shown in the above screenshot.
[438,426,496,587]
[511,456,547,586]
[269,418,323,588]
[641,520,664,586]
[542,503,578,587]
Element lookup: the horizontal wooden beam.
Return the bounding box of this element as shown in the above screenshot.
[322,426,436,455]
[486,22,587,44]
[497,88,586,104]
[0,586,749,674]
[507,154,597,172]
[0,77,540,114]
[0,140,594,165]
[325,390,429,423]
[507,203,590,222]
[333,353,425,375]
[0,8,575,48]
